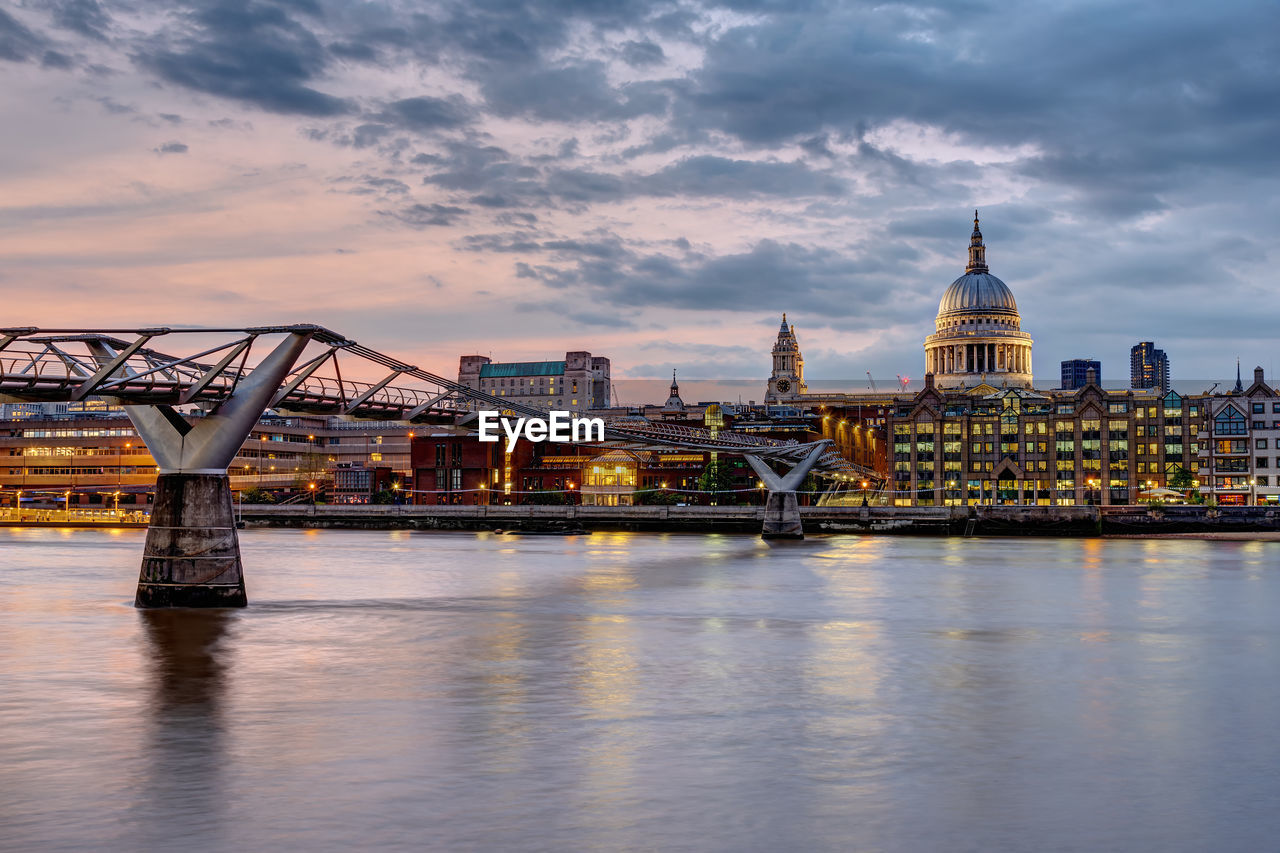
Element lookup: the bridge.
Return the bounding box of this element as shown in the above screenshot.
[0,325,878,607]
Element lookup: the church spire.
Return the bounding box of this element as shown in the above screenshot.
[664,369,685,411]
[1234,358,1244,393]
[966,209,989,274]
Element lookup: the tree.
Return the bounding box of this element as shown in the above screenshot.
[371,489,397,504]
[241,487,274,505]
[524,489,567,505]
[1169,466,1194,491]
[697,459,736,504]
[636,488,679,505]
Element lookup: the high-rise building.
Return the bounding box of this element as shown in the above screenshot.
[1061,359,1101,390]
[1130,342,1170,392]
[458,351,610,412]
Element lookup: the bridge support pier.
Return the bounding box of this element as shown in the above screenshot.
[112,332,313,608]
[137,474,245,607]
[761,490,803,539]
[745,443,828,541]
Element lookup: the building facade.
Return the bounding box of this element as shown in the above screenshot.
[1061,359,1102,390]
[884,376,1202,506]
[458,351,610,412]
[0,412,415,505]
[1200,367,1280,505]
[1130,342,1170,393]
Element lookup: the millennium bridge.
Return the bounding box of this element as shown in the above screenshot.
[0,325,877,608]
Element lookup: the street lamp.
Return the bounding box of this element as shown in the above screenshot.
[392,482,402,505]
[1250,477,1257,506]
[64,490,72,519]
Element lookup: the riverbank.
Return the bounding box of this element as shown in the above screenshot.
[237,503,1280,537]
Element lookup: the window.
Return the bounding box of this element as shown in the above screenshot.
[1254,421,1266,430]
[1215,406,1247,436]
[1258,439,1268,450]
[1257,457,1270,468]
[1273,403,1280,414]
[370,452,383,462]
[1258,476,1270,487]
[1253,403,1265,414]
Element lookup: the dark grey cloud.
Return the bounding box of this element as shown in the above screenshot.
[642,155,845,198]
[619,38,664,67]
[135,0,349,116]
[510,235,929,328]
[380,202,467,227]
[153,140,188,154]
[477,61,670,123]
[41,49,74,69]
[377,95,473,132]
[51,0,111,41]
[331,174,410,195]
[0,8,47,62]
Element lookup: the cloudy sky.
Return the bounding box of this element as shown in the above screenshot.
[2,0,1278,389]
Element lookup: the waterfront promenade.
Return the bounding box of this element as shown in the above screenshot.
[239,503,1280,536]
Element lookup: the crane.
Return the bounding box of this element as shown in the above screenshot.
[866,371,877,391]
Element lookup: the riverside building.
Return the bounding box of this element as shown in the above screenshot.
[763,213,1280,506]
[0,412,415,507]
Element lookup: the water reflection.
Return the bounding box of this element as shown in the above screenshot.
[135,609,234,846]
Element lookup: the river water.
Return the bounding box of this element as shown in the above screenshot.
[2,529,1278,852]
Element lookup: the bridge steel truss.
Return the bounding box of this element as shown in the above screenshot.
[0,326,877,606]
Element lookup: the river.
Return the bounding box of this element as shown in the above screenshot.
[2,529,1278,851]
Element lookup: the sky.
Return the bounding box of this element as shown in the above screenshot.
[1,0,1278,390]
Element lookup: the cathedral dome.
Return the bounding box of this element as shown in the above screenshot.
[938,272,1018,316]
[923,212,1034,389]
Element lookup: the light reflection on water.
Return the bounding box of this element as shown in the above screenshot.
[2,528,1280,852]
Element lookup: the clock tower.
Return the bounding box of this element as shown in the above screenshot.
[766,313,806,402]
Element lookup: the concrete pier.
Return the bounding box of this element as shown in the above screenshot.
[761,491,804,539]
[136,474,246,608]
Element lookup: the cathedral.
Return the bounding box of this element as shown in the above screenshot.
[767,212,1033,400]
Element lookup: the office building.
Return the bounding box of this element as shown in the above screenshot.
[1061,359,1102,390]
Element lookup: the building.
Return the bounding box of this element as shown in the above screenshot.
[332,465,395,504]
[765,314,807,402]
[0,412,416,505]
[458,351,610,412]
[884,376,1197,506]
[924,212,1033,389]
[1131,342,1170,393]
[1200,367,1280,505]
[1061,359,1102,390]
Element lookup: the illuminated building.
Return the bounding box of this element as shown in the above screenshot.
[1201,367,1280,505]
[1130,342,1170,393]
[0,413,414,506]
[924,212,1033,389]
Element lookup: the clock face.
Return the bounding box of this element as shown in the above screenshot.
[776,379,791,393]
